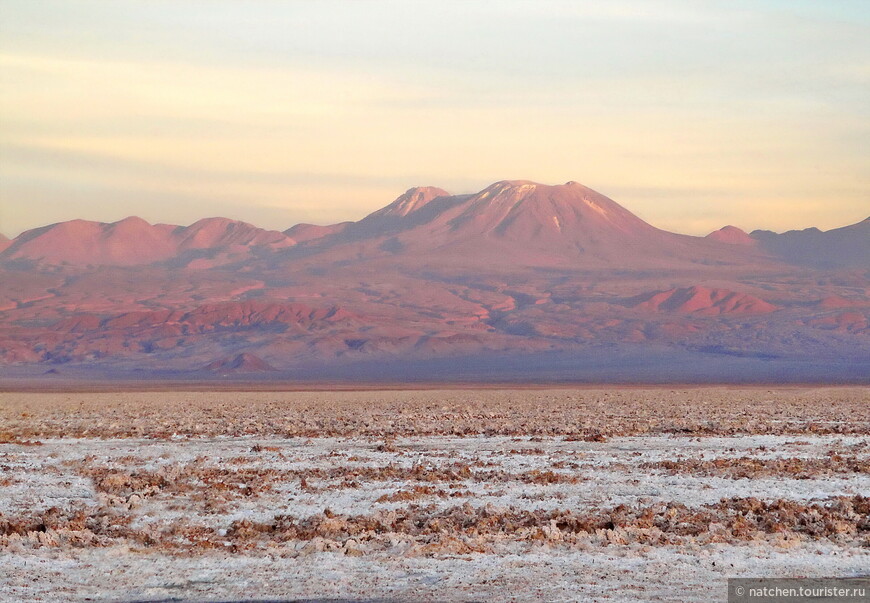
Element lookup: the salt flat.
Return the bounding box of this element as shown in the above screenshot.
[1,388,868,602]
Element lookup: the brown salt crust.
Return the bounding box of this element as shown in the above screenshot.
[642,456,870,479]
[79,465,281,500]
[375,485,473,503]
[1,388,867,440]
[2,496,867,554]
[74,461,587,501]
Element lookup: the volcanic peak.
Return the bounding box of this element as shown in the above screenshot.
[367,186,450,218]
[445,179,659,240]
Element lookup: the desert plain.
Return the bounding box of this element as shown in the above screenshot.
[0,386,868,602]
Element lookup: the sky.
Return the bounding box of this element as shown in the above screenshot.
[1,0,868,238]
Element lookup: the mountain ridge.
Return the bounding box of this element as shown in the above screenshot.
[2,216,296,266]
[2,180,866,269]
[1,180,867,381]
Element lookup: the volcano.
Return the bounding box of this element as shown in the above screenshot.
[365,186,451,219]
[282,180,766,270]
[1,180,867,382]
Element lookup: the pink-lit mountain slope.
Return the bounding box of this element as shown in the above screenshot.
[706,226,756,246]
[281,181,771,270]
[364,186,451,219]
[2,217,294,266]
[176,218,293,251]
[1,180,867,382]
[632,286,778,315]
[284,222,351,243]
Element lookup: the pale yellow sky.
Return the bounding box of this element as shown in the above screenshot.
[1,1,868,237]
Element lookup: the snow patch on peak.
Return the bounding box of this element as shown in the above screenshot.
[368,186,450,219]
[486,181,538,196]
[583,197,610,218]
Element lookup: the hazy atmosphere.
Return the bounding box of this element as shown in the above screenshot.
[2,0,868,237]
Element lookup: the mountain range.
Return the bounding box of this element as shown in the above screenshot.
[1,180,868,383]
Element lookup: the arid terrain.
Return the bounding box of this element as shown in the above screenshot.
[1,387,868,602]
[1,181,868,383]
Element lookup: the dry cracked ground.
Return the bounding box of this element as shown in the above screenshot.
[1,388,868,602]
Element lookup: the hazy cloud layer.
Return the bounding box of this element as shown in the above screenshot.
[1,1,868,236]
